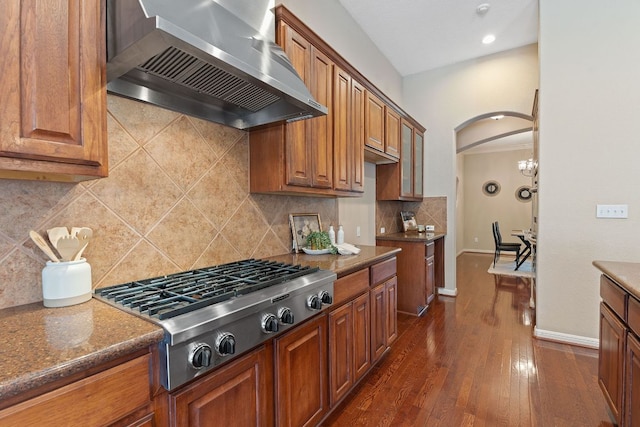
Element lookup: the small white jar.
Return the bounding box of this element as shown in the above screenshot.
[42,258,92,308]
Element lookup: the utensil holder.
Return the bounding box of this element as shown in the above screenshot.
[42,258,92,308]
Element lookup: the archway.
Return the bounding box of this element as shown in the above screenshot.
[454,110,534,267]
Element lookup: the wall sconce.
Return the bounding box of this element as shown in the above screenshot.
[518,158,536,177]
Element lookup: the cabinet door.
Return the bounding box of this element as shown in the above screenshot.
[280,24,313,187]
[275,314,328,427]
[333,66,352,192]
[426,255,435,305]
[627,332,640,427]
[350,80,366,193]
[329,302,354,406]
[370,283,387,363]
[414,131,424,198]
[0,0,107,181]
[385,108,401,159]
[309,47,333,189]
[599,302,626,425]
[385,277,398,346]
[400,120,414,198]
[365,92,385,152]
[353,292,371,381]
[171,347,273,427]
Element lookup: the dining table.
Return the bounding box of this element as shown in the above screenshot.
[511,230,535,271]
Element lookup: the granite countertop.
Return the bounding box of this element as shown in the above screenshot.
[0,299,163,406]
[0,246,399,407]
[266,245,401,278]
[376,231,446,243]
[593,260,640,301]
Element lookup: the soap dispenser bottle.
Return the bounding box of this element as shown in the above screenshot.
[328,225,336,245]
[337,225,344,245]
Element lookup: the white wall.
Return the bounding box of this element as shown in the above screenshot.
[403,44,539,294]
[536,0,640,345]
[462,149,533,252]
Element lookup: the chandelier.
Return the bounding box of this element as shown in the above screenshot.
[518,158,536,177]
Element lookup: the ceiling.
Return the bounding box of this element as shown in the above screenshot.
[335,0,538,154]
[337,0,539,76]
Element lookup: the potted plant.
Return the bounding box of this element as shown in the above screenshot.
[305,231,337,254]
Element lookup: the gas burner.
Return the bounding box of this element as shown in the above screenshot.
[93,258,335,390]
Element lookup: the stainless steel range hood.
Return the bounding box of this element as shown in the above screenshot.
[106,0,327,130]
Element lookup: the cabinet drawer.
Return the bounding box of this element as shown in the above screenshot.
[426,242,434,258]
[334,269,369,306]
[371,257,396,285]
[0,355,151,426]
[629,296,640,337]
[601,275,627,321]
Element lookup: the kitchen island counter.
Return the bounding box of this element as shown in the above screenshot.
[0,298,163,408]
[593,260,640,301]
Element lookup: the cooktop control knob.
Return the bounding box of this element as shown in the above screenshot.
[278,307,295,324]
[262,313,279,333]
[190,343,213,369]
[216,333,236,356]
[319,290,333,305]
[307,295,322,311]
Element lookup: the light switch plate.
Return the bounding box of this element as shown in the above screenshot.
[425,225,435,231]
[596,204,628,218]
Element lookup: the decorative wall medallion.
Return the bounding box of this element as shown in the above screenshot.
[516,185,533,202]
[482,180,501,196]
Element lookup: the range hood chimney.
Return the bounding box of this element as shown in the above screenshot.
[106,0,327,130]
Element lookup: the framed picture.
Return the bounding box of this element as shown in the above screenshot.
[482,180,501,196]
[289,213,322,252]
[400,211,417,232]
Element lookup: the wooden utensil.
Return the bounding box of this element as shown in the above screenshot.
[46,226,69,250]
[56,235,80,262]
[73,227,93,261]
[29,230,59,262]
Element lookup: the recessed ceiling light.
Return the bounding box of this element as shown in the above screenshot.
[476,3,491,15]
[490,114,504,120]
[482,34,496,44]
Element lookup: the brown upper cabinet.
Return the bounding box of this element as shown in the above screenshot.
[249,22,335,196]
[376,118,425,201]
[250,5,424,198]
[364,92,400,161]
[0,0,108,182]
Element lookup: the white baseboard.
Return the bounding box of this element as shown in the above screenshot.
[437,287,457,297]
[533,327,599,349]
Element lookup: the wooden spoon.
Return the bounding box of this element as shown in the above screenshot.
[73,227,93,261]
[46,226,69,250]
[56,235,80,262]
[29,230,59,262]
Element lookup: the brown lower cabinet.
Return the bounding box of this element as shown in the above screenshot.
[627,332,640,426]
[376,236,443,316]
[170,345,274,427]
[0,353,153,426]
[598,273,640,426]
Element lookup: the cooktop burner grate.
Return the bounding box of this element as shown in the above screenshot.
[95,259,319,320]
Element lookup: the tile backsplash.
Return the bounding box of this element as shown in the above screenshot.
[376,197,447,234]
[0,96,337,309]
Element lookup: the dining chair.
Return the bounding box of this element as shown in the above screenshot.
[492,221,521,267]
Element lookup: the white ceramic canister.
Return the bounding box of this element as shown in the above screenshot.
[42,258,92,308]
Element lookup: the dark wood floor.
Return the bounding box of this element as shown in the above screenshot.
[323,252,614,426]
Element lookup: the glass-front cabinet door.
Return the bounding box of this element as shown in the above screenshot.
[413,131,423,198]
[400,120,413,197]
